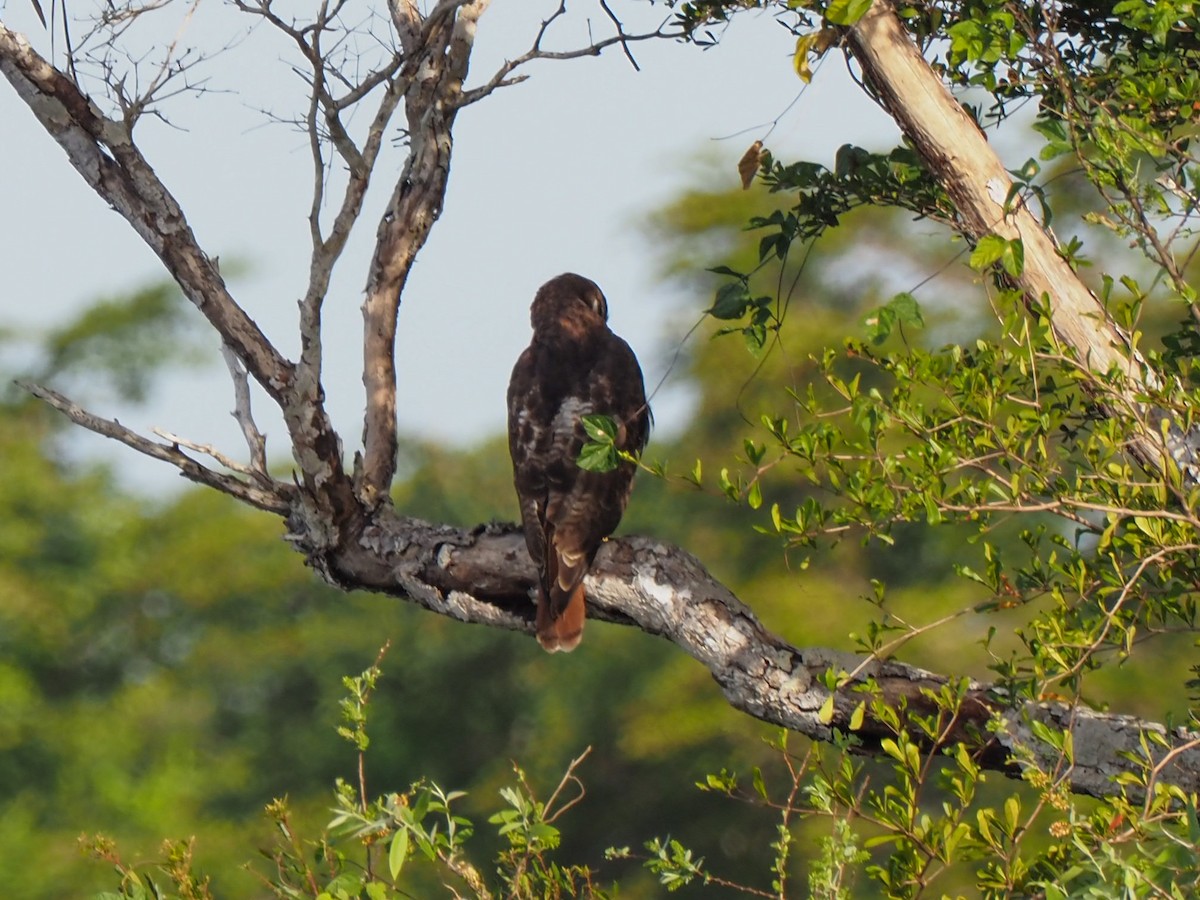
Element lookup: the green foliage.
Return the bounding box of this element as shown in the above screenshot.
[79,835,213,900]
[652,2,1200,894]
[3,300,794,898]
[85,655,611,900]
[577,414,622,472]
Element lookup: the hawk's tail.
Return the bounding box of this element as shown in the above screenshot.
[536,581,586,653]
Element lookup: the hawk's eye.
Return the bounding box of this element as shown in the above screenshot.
[588,295,606,317]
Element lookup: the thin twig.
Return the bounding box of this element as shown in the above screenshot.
[19,381,291,513]
[455,9,676,108]
[221,343,271,480]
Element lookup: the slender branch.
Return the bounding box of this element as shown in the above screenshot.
[20,381,291,513]
[598,0,641,71]
[456,7,674,109]
[220,344,270,480]
[0,23,355,507]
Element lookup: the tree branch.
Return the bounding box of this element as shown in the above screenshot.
[357,0,490,506]
[0,22,359,512]
[20,381,292,513]
[22,363,1200,801]
[456,3,674,109]
[845,0,1181,479]
[220,343,270,481]
[282,506,1200,802]
[0,24,294,407]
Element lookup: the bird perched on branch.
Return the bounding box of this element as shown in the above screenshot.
[507,273,651,652]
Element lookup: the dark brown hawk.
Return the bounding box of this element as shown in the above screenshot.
[507,273,651,652]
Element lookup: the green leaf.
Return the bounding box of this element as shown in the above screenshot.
[578,414,621,472]
[969,235,1007,271]
[865,292,925,344]
[1000,239,1024,277]
[887,292,924,328]
[709,281,751,320]
[577,441,618,472]
[825,0,872,25]
[848,700,865,731]
[388,827,409,880]
[743,323,768,355]
[863,305,897,344]
[818,694,836,725]
[752,766,767,799]
[582,414,618,443]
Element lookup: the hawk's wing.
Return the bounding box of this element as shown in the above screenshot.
[507,345,549,570]
[507,331,650,651]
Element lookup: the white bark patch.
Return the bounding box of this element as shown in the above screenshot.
[986,176,1010,208]
[637,570,682,612]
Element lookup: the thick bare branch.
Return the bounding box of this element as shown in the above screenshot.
[20,381,292,513]
[282,506,1200,802]
[357,0,490,507]
[0,25,294,406]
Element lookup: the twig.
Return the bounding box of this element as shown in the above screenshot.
[152,427,259,477]
[598,0,640,71]
[19,381,291,513]
[454,7,676,108]
[221,343,271,480]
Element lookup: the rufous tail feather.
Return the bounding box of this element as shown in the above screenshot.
[536,582,586,653]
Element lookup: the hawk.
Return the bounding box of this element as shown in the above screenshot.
[507,273,651,652]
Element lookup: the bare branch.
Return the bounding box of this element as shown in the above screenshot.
[0,25,294,406]
[151,427,260,478]
[283,509,1200,802]
[598,0,641,71]
[20,381,291,513]
[456,4,675,108]
[220,344,270,480]
[1,24,360,507]
[357,0,490,506]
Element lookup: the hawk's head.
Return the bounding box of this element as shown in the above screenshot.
[530,273,609,343]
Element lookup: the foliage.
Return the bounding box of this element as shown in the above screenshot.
[31,282,209,403]
[1,299,793,899]
[640,0,1200,895]
[80,651,614,899]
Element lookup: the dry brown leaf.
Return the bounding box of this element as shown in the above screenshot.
[738,140,764,190]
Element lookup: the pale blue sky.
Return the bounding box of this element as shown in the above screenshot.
[1,1,896,493]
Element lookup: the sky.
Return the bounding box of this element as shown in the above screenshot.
[1,0,896,494]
